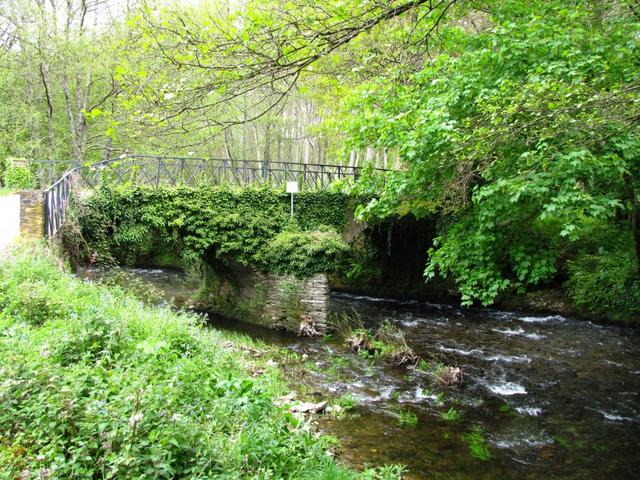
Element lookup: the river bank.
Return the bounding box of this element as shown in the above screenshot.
[0,245,400,479]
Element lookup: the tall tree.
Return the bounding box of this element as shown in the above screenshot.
[347,0,640,312]
[0,0,124,163]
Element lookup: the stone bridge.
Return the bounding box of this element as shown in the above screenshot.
[19,155,387,335]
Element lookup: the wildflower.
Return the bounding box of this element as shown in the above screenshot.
[129,412,144,428]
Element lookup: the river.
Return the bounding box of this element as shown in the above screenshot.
[111,269,640,479]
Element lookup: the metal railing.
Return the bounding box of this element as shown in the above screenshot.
[44,168,77,237]
[41,155,392,237]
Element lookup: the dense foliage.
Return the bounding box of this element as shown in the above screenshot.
[0,245,401,479]
[75,185,349,277]
[347,1,640,322]
[4,163,36,190]
[263,227,349,277]
[3,0,639,322]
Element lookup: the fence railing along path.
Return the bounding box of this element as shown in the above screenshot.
[42,155,391,237]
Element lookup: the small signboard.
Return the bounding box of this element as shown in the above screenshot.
[286,181,299,193]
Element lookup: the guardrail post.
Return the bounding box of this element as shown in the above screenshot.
[44,190,50,238]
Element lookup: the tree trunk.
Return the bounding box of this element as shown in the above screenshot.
[224,128,235,160]
[39,63,56,154]
[624,174,640,275]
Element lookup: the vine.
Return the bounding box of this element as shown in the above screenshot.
[75,185,350,277]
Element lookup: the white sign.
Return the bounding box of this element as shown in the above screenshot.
[286,181,299,193]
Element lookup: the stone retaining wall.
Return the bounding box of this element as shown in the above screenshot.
[18,190,44,239]
[202,263,329,335]
[263,273,329,334]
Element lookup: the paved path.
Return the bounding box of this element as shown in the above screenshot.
[0,194,20,252]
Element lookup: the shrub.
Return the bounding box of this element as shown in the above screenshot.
[0,279,67,326]
[262,227,349,277]
[4,163,35,189]
[74,186,349,273]
[566,250,640,325]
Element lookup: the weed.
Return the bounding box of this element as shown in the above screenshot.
[332,393,360,419]
[463,426,491,461]
[396,408,418,427]
[417,358,463,386]
[440,407,462,421]
[361,465,407,479]
[329,313,418,367]
[0,245,400,479]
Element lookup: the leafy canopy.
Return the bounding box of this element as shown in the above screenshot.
[347,0,640,306]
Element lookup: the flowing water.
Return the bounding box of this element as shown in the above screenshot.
[119,269,640,479]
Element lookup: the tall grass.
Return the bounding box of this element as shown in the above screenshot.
[0,244,400,479]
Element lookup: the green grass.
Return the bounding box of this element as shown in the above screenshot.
[395,408,418,427]
[331,393,360,419]
[440,407,462,421]
[0,186,15,196]
[462,426,491,461]
[0,244,402,479]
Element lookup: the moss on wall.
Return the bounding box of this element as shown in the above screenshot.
[75,185,349,277]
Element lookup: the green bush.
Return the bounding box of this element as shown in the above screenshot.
[4,164,35,189]
[566,250,640,325]
[0,245,400,479]
[0,279,67,326]
[262,227,349,277]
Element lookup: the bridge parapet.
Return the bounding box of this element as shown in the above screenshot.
[39,155,391,238]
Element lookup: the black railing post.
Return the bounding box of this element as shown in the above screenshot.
[44,190,50,238]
